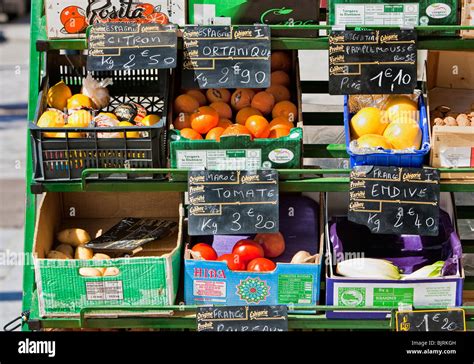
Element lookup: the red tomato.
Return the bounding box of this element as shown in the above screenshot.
[232,239,264,263]
[217,254,246,271]
[247,258,276,272]
[191,243,217,261]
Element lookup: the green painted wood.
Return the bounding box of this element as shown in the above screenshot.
[304,144,348,158]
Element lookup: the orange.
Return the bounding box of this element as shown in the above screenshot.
[236,88,255,99]
[67,94,93,110]
[180,128,203,140]
[210,101,232,119]
[271,71,290,87]
[384,96,418,122]
[185,89,207,106]
[173,113,192,130]
[272,101,298,122]
[218,118,233,128]
[383,117,421,150]
[47,81,72,110]
[206,88,231,103]
[206,127,225,141]
[269,125,291,138]
[350,107,386,138]
[251,91,275,115]
[118,121,140,138]
[236,107,262,125]
[221,124,252,138]
[265,85,291,103]
[67,109,93,128]
[190,106,219,134]
[231,89,254,111]
[271,51,291,72]
[174,94,199,114]
[357,134,393,149]
[269,117,294,130]
[245,115,270,138]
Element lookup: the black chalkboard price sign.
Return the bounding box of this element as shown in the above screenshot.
[188,169,279,235]
[348,166,440,236]
[396,309,466,332]
[196,305,288,332]
[182,25,271,89]
[87,22,177,71]
[329,30,417,95]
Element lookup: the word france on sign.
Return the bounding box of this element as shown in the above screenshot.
[87,22,178,71]
[348,166,440,236]
[188,169,278,235]
[196,305,288,332]
[182,25,271,89]
[329,29,417,95]
[396,309,466,332]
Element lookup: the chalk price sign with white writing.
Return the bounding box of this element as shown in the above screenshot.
[87,22,177,71]
[187,169,278,235]
[348,166,440,236]
[329,30,417,95]
[396,309,466,332]
[181,25,271,89]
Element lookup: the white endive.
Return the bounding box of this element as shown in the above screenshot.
[401,261,445,280]
[336,258,401,280]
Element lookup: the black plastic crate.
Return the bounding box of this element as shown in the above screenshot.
[30,51,170,182]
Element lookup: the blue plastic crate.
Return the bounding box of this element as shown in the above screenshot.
[344,95,431,168]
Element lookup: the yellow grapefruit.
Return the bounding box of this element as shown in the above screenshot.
[383,118,422,150]
[357,134,393,149]
[350,107,386,138]
[384,95,418,122]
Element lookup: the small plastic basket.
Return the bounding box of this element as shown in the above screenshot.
[344,94,430,168]
[30,52,170,181]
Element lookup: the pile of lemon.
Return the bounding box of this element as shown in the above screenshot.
[350,95,422,150]
[37,81,159,138]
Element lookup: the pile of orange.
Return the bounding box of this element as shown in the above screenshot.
[173,51,298,141]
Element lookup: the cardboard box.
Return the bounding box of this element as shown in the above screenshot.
[427,51,474,178]
[325,193,464,320]
[169,51,303,181]
[329,0,459,36]
[34,191,183,317]
[45,0,186,39]
[461,0,474,39]
[188,0,320,37]
[184,194,324,306]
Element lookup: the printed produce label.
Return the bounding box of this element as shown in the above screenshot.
[335,3,419,26]
[176,149,261,170]
[440,147,474,167]
[193,280,226,298]
[334,281,458,307]
[278,274,313,304]
[85,281,124,301]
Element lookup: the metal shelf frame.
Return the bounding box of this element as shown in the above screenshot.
[22,0,474,331]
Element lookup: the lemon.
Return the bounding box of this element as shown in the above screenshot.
[47,81,72,111]
[141,114,161,126]
[357,134,393,149]
[383,118,422,150]
[68,110,93,128]
[37,110,66,137]
[350,107,386,138]
[384,96,418,122]
[67,94,93,111]
[118,121,140,138]
[98,112,118,120]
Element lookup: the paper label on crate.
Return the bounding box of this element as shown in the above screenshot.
[440,147,474,168]
[334,3,419,26]
[333,282,457,308]
[193,280,227,298]
[85,281,124,301]
[277,274,313,304]
[176,149,262,170]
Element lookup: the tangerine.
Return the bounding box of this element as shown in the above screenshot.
[245,115,270,138]
[67,94,93,110]
[206,127,225,141]
[186,89,207,106]
[236,107,262,125]
[218,118,233,128]
[231,89,254,110]
[38,110,66,137]
[190,106,219,134]
[251,91,275,115]
[271,51,292,72]
[141,114,160,126]
[173,113,192,130]
[269,117,294,129]
[272,101,298,122]
[265,85,291,103]
[180,128,203,140]
[206,88,231,103]
[47,81,72,110]
[350,107,385,138]
[174,94,199,114]
[221,124,252,138]
[271,71,290,87]
[210,101,232,119]
[269,125,291,138]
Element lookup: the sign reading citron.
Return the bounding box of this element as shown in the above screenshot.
[350,107,386,138]
[383,117,422,150]
[357,134,393,149]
